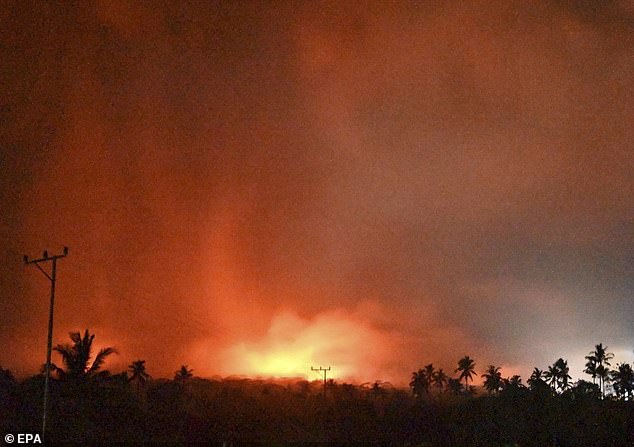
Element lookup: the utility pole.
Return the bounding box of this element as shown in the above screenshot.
[311,366,331,397]
[24,247,68,439]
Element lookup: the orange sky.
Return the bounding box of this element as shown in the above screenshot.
[1,1,632,385]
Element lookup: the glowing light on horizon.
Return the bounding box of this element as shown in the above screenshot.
[216,310,393,381]
[244,346,315,378]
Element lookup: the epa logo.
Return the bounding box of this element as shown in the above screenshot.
[4,433,42,444]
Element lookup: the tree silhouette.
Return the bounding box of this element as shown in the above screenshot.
[455,356,476,390]
[610,363,634,400]
[571,379,601,400]
[527,367,548,391]
[409,369,427,399]
[0,366,15,398]
[447,378,463,395]
[129,360,151,395]
[481,365,502,395]
[53,329,116,381]
[366,380,392,399]
[586,343,614,397]
[423,363,435,396]
[502,375,524,395]
[432,368,448,394]
[583,356,598,385]
[544,364,558,391]
[0,366,15,383]
[409,364,438,398]
[553,358,572,392]
[129,360,150,384]
[175,365,193,383]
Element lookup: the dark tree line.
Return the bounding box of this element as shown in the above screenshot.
[410,347,633,401]
[1,331,633,446]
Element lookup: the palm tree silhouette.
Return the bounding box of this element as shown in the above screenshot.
[128,360,151,393]
[432,368,448,394]
[175,365,194,383]
[366,380,392,398]
[481,365,502,395]
[503,375,524,392]
[528,367,547,391]
[544,364,559,391]
[423,363,435,396]
[447,377,463,395]
[53,329,116,381]
[584,356,598,385]
[610,363,634,400]
[409,364,437,398]
[553,358,572,392]
[586,343,614,397]
[409,369,427,398]
[455,356,476,391]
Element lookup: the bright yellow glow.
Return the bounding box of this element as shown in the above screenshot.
[246,347,314,377]
[216,310,395,382]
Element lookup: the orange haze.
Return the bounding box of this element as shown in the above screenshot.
[1,1,632,385]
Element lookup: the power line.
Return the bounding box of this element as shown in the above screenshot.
[24,247,69,440]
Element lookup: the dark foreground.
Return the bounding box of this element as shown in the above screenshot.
[1,375,633,446]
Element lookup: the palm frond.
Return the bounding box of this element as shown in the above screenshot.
[88,347,117,375]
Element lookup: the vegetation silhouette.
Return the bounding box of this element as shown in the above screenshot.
[481,365,502,395]
[53,329,116,382]
[1,336,633,446]
[128,359,151,399]
[585,343,614,397]
[129,359,151,386]
[612,363,634,400]
[432,368,448,394]
[446,377,463,395]
[527,367,547,391]
[174,365,194,384]
[455,355,476,391]
[409,367,428,399]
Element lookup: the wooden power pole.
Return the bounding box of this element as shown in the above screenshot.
[24,247,68,439]
[311,366,331,397]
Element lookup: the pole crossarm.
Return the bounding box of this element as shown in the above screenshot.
[25,253,68,264]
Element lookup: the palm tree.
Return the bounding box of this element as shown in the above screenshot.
[424,363,435,381]
[410,369,428,399]
[53,329,116,381]
[544,364,559,391]
[528,367,548,391]
[596,364,611,397]
[610,363,634,400]
[128,360,151,393]
[175,365,193,383]
[481,365,502,395]
[584,356,598,385]
[432,368,448,394]
[554,358,572,392]
[587,343,614,397]
[455,356,476,390]
[571,379,600,398]
[367,380,392,398]
[503,375,524,392]
[447,378,463,395]
[423,363,435,396]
